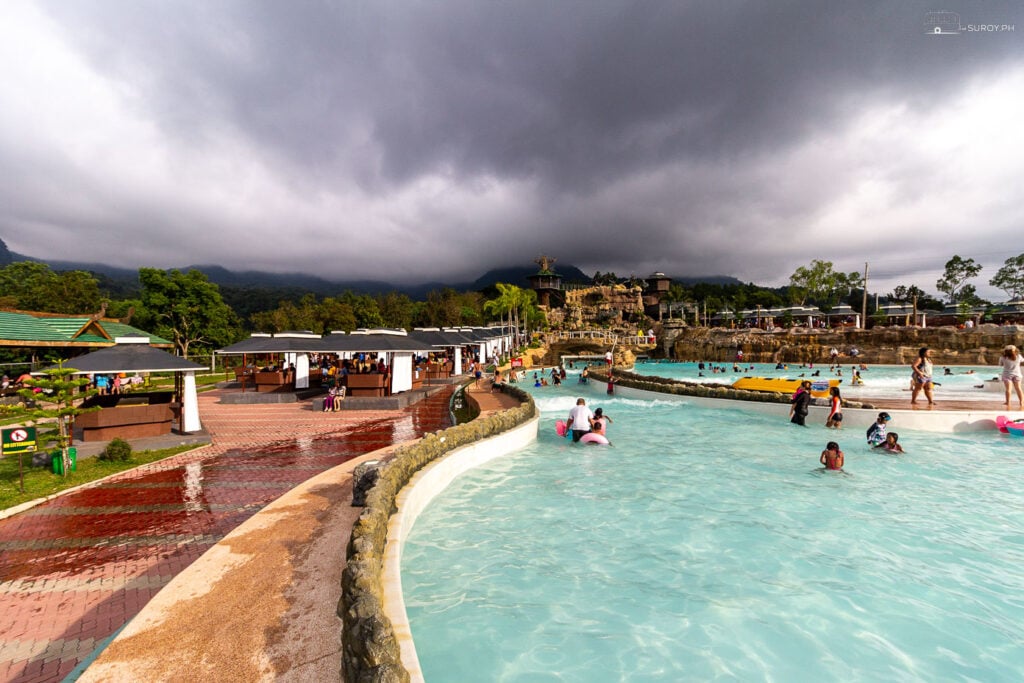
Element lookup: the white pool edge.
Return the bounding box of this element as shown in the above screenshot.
[607,383,1011,433]
[382,415,541,682]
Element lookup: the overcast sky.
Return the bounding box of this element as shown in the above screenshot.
[2,1,1022,298]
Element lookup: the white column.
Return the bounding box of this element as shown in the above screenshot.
[454,347,463,375]
[391,353,413,393]
[181,372,202,433]
[294,353,310,389]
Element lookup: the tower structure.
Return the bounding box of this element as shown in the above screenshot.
[527,255,563,308]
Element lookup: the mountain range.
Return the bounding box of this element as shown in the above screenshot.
[0,237,740,299]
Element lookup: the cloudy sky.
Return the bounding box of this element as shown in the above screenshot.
[2,1,1022,297]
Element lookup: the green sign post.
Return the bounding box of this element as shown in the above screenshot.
[2,426,37,493]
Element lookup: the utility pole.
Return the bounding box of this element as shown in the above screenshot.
[861,262,869,329]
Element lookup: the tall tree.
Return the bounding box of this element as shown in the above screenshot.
[376,292,415,329]
[418,288,463,327]
[319,297,358,332]
[787,259,862,309]
[0,262,102,313]
[50,271,104,313]
[989,253,1024,301]
[936,255,982,303]
[339,292,384,328]
[137,268,241,357]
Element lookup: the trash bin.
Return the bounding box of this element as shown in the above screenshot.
[52,447,77,475]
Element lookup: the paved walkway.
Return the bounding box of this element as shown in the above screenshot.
[75,382,522,682]
[0,386,456,683]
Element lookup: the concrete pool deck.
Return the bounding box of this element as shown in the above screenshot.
[68,382,519,682]
[0,385,459,683]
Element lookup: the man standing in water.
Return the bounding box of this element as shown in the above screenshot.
[566,397,594,443]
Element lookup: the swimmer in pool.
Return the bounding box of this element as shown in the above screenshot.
[820,442,844,471]
[874,432,905,453]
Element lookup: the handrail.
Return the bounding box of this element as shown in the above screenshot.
[546,330,653,345]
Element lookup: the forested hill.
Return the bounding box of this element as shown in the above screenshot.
[0,236,738,298]
[0,238,13,267]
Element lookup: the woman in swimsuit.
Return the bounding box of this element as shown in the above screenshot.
[825,386,843,429]
[911,347,934,405]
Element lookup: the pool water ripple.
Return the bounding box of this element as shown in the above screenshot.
[403,381,1024,681]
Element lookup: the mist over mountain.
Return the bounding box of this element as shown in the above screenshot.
[0,237,739,299]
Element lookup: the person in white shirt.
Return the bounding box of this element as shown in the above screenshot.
[566,397,594,443]
[1000,344,1023,408]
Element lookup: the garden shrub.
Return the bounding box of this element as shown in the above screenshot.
[99,438,132,462]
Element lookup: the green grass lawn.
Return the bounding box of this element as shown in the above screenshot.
[0,444,201,512]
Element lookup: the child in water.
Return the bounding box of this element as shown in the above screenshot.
[820,441,844,471]
[874,432,905,453]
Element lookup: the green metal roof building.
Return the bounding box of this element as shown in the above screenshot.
[0,310,172,349]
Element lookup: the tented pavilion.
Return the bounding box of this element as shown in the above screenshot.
[454,326,514,365]
[408,328,477,376]
[45,336,206,440]
[318,329,436,395]
[215,331,323,390]
[215,330,440,398]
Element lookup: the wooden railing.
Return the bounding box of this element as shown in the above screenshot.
[546,330,655,346]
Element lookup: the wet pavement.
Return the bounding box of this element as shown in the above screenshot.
[0,386,454,683]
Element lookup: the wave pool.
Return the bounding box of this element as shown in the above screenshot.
[401,382,1024,682]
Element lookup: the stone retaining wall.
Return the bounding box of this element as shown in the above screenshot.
[662,324,1023,365]
[339,384,536,683]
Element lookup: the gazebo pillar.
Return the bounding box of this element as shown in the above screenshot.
[181,371,202,433]
[453,347,463,375]
[294,353,310,389]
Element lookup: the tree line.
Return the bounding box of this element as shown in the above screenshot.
[0,262,545,361]
[2,252,1022,362]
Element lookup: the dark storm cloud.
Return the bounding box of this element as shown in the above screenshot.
[3,0,1022,291]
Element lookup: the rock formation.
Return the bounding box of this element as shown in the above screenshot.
[659,324,1024,366]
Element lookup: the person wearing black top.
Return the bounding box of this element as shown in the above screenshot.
[790,380,812,426]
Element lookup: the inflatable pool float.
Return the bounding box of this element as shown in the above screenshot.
[732,377,841,398]
[556,419,569,438]
[580,432,610,445]
[996,415,1024,437]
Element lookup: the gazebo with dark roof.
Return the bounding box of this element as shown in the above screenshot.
[214,332,323,390]
[45,336,205,438]
[318,330,435,394]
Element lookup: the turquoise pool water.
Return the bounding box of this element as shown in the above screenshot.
[402,382,1024,682]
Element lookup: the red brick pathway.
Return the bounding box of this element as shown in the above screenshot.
[0,387,454,683]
